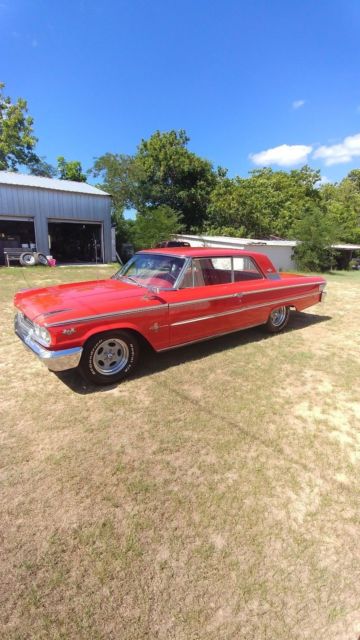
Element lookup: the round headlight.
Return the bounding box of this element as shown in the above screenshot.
[33,323,51,346]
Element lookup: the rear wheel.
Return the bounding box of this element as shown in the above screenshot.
[79,330,139,385]
[266,306,290,333]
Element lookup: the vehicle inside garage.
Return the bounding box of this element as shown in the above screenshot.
[48,221,103,263]
[0,219,36,264]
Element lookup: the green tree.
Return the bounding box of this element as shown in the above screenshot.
[131,206,183,249]
[57,156,87,182]
[0,82,39,171]
[292,203,338,271]
[91,153,140,248]
[320,174,360,244]
[207,166,321,238]
[29,156,57,178]
[346,169,360,191]
[132,130,219,229]
[91,153,137,212]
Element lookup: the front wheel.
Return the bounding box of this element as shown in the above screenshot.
[266,306,290,333]
[79,330,139,385]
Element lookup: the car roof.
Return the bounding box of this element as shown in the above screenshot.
[137,247,279,276]
[139,247,267,260]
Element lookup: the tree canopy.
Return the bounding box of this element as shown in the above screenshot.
[206,166,322,239]
[132,130,220,229]
[131,206,183,249]
[0,82,39,171]
[1,81,360,270]
[57,156,87,182]
[92,130,221,231]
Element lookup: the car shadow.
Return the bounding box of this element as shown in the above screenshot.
[55,310,331,395]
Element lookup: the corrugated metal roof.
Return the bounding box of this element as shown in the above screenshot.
[0,171,110,197]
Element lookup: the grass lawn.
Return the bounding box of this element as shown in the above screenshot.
[1,265,360,640]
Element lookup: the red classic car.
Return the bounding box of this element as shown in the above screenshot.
[14,248,326,385]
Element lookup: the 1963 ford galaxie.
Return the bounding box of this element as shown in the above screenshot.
[14,248,326,385]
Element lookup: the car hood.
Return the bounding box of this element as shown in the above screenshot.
[14,278,150,325]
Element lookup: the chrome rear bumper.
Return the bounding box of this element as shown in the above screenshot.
[14,313,82,372]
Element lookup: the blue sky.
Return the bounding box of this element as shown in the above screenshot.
[1,0,360,185]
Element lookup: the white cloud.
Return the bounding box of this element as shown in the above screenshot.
[313,133,360,166]
[317,175,331,187]
[249,144,313,167]
[292,99,305,110]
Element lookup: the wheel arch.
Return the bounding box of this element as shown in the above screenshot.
[81,323,155,351]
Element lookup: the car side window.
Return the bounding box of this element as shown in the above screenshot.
[179,256,264,288]
[233,257,263,281]
[180,258,232,287]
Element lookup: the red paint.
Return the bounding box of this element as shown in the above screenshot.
[14,248,326,353]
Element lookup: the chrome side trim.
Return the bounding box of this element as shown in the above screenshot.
[45,281,324,328]
[238,281,324,295]
[169,281,324,309]
[46,304,162,327]
[158,322,265,352]
[170,292,245,308]
[170,292,318,327]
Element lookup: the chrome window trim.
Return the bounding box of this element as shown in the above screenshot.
[170,292,317,327]
[173,257,192,289]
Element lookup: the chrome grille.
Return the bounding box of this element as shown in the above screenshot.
[15,312,35,341]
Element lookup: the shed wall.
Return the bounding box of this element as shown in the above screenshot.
[250,246,296,271]
[0,185,112,261]
[172,235,296,271]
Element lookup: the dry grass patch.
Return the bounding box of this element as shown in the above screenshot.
[1,266,360,639]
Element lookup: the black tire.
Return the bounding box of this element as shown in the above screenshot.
[266,306,290,333]
[19,252,36,267]
[79,330,139,385]
[36,253,49,266]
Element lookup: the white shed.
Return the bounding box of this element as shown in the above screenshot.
[172,234,297,271]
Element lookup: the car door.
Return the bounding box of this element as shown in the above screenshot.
[162,257,243,347]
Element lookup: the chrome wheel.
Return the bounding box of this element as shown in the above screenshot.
[266,305,290,333]
[92,338,130,375]
[80,330,139,386]
[270,306,287,327]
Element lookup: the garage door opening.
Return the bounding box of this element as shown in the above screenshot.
[48,221,103,263]
[0,219,36,264]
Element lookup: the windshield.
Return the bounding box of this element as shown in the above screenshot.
[113,253,186,289]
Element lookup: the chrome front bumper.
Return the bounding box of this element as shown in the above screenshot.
[14,313,82,372]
